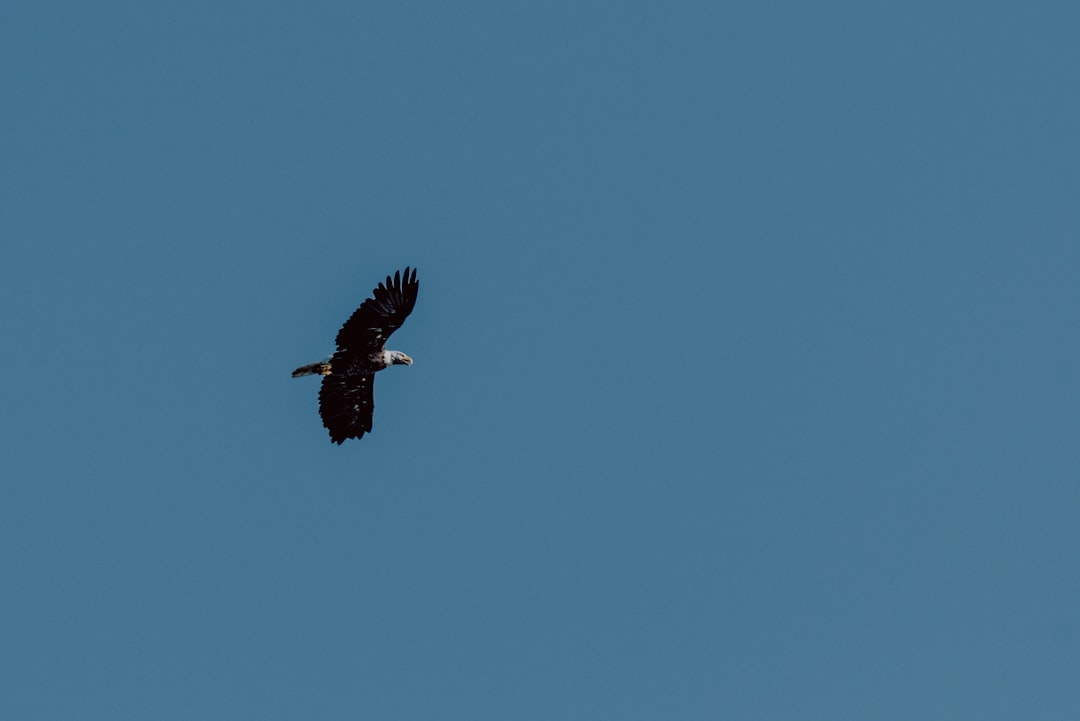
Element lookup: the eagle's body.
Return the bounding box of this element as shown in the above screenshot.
[292,268,419,444]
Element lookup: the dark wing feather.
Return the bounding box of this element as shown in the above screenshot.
[318,372,376,444]
[334,267,419,354]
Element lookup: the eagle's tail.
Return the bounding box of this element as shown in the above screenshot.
[291,361,332,378]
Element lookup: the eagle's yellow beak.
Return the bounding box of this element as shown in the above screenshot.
[399,354,413,366]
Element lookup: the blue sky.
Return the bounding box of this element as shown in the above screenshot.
[3,2,1079,719]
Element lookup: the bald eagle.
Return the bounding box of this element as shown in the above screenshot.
[292,267,419,444]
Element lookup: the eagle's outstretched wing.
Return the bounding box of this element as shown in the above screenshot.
[334,267,419,354]
[318,371,375,444]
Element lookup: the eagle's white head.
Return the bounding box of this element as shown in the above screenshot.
[383,350,413,367]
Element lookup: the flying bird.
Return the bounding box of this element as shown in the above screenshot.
[292,267,419,444]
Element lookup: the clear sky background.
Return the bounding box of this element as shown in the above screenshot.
[3,2,1079,719]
